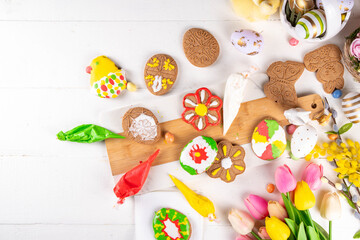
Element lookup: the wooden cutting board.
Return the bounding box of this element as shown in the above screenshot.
[105,94,324,176]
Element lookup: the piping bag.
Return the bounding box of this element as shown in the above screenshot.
[57,124,124,143]
[114,149,160,204]
[169,174,216,221]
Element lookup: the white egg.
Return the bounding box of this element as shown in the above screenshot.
[316,0,354,13]
[291,125,318,158]
[342,92,360,124]
[295,10,326,39]
[231,29,264,55]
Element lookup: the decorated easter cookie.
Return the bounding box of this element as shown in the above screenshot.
[251,119,286,160]
[182,88,222,131]
[144,54,178,95]
[86,56,127,98]
[206,141,246,183]
[180,136,218,175]
[231,30,264,55]
[291,125,318,158]
[153,208,191,240]
[183,28,220,67]
[342,92,360,124]
[122,107,161,144]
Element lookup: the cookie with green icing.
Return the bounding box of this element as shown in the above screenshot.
[153,208,191,240]
[179,136,218,175]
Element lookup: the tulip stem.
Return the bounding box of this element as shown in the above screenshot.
[329,221,332,240]
[251,231,263,240]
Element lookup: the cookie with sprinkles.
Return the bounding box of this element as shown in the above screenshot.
[153,208,191,240]
[144,54,178,96]
[251,119,286,160]
[122,107,161,145]
[86,56,127,99]
[206,140,246,183]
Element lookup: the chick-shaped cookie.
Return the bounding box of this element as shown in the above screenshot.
[86,56,127,98]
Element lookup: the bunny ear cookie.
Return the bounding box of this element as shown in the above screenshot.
[304,44,344,94]
[264,61,305,108]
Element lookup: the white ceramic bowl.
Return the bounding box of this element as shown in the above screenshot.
[280,0,351,42]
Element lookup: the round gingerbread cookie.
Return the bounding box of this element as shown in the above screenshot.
[179,136,218,175]
[183,28,220,67]
[251,119,286,160]
[122,107,161,144]
[153,208,191,240]
[144,54,178,96]
[206,140,246,183]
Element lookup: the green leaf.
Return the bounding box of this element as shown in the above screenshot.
[313,221,329,240]
[339,123,353,134]
[298,210,312,227]
[285,218,299,236]
[298,222,308,240]
[354,229,360,238]
[325,131,338,135]
[307,226,320,240]
[288,232,296,240]
[282,193,299,223]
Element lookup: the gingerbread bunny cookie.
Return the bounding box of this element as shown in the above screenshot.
[304,44,344,94]
[264,61,305,108]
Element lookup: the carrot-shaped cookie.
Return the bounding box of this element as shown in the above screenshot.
[169,174,216,221]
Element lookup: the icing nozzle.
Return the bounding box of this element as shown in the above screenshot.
[86,66,92,74]
[208,213,217,222]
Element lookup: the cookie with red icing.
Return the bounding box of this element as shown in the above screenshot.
[179,136,218,175]
[181,87,222,131]
[153,208,191,240]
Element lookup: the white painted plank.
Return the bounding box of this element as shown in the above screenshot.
[0,156,133,224]
[0,224,134,240]
[0,0,242,21]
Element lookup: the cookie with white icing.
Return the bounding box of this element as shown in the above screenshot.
[179,136,218,175]
[144,54,178,96]
[122,107,161,144]
[206,140,246,183]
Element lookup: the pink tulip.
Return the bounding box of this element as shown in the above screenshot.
[236,235,254,240]
[258,226,271,239]
[228,209,255,235]
[275,164,297,193]
[244,194,269,220]
[302,163,323,191]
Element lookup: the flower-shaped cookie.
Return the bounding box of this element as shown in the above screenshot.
[206,141,246,183]
[181,87,222,131]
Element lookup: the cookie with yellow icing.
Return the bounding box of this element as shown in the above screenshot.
[251,119,286,160]
[86,56,127,98]
[206,141,246,183]
[144,54,178,96]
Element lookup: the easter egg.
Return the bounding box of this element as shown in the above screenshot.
[291,125,318,158]
[179,136,218,175]
[316,0,354,13]
[231,29,264,55]
[342,92,360,124]
[289,0,315,14]
[295,10,326,39]
[251,119,286,160]
[332,89,343,98]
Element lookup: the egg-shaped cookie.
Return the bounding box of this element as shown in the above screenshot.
[183,28,220,67]
[122,107,161,144]
[251,119,286,160]
[144,54,178,95]
[179,136,218,175]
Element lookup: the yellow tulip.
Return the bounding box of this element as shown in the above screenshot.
[265,216,291,240]
[294,181,316,210]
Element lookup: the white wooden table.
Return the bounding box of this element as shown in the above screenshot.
[0,1,360,239]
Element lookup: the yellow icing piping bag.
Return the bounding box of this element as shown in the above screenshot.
[169,174,216,221]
